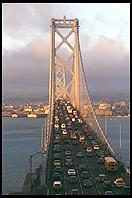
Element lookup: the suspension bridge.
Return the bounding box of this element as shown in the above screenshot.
[21,17,130,195]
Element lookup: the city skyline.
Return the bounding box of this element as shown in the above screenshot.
[2,3,130,99]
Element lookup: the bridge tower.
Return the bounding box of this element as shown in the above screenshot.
[42,17,116,158]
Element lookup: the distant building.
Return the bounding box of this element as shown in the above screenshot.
[27,113,37,118]
[24,105,32,112]
[114,101,126,107]
[98,102,111,110]
[113,100,128,116]
[12,114,18,118]
[95,109,112,116]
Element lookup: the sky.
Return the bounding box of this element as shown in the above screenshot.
[2,3,130,99]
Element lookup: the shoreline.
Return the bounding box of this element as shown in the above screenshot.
[2,115,130,119]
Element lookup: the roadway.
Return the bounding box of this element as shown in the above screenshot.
[45,98,130,195]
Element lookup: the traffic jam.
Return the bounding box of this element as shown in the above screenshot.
[47,98,130,195]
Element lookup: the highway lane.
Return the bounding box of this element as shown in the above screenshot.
[46,99,130,195]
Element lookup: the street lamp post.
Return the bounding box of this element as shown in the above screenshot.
[110,118,122,160]
[105,111,107,135]
[29,151,43,194]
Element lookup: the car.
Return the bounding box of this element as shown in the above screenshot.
[53,147,60,152]
[55,124,59,129]
[77,152,84,158]
[103,179,111,189]
[123,185,130,195]
[72,140,77,145]
[70,189,79,195]
[62,129,67,135]
[98,157,104,164]
[84,179,92,188]
[71,134,77,140]
[68,169,76,176]
[53,173,61,179]
[54,160,61,166]
[104,191,113,195]
[114,177,125,187]
[86,152,94,157]
[81,171,89,179]
[79,135,85,143]
[98,174,107,182]
[64,139,70,144]
[63,146,69,151]
[65,150,72,156]
[53,181,62,190]
[61,123,66,129]
[54,139,60,144]
[83,142,89,148]
[72,118,75,122]
[65,160,73,167]
[86,147,93,153]
[88,135,94,140]
[79,164,87,171]
[104,190,113,195]
[93,145,100,150]
[54,144,60,148]
[54,166,62,173]
[78,118,83,123]
[53,153,61,160]
[68,176,78,184]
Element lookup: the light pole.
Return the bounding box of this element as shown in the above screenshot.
[110,118,122,160]
[105,110,107,135]
[29,151,43,194]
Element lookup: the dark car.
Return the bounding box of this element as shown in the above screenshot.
[81,171,89,179]
[65,150,72,156]
[53,173,61,180]
[84,179,92,188]
[53,153,61,160]
[72,140,78,145]
[54,166,62,173]
[77,152,84,158]
[68,176,78,184]
[79,164,87,171]
[71,189,79,195]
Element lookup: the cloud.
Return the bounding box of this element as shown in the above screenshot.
[2,36,130,99]
[2,3,76,41]
[2,38,50,98]
[82,36,130,96]
[2,3,130,99]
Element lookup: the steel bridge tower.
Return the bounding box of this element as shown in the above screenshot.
[42,16,116,159]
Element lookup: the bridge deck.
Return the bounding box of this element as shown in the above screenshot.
[44,99,130,195]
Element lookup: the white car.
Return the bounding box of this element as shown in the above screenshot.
[53,181,62,190]
[62,130,67,135]
[93,145,100,150]
[114,177,125,187]
[55,124,59,129]
[68,169,76,176]
[72,118,75,122]
[61,123,66,129]
[78,118,83,123]
[86,147,92,153]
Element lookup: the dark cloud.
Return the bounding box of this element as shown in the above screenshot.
[2,38,50,98]
[82,36,130,96]
[2,3,130,98]
[2,36,129,99]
